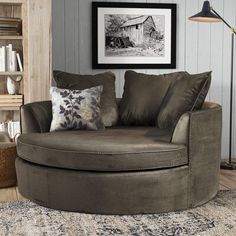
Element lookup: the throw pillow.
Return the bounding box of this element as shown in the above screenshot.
[157,71,211,129]
[119,70,188,126]
[50,86,104,132]
[53,71,118,127]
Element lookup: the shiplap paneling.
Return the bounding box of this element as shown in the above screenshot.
[52,0,65,72]
[52,0,236,159]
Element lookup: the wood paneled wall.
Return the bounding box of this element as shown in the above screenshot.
[52,0,236,159]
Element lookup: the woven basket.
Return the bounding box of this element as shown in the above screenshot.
[0,143,17,188]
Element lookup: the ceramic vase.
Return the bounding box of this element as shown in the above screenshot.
[7,76,20,95]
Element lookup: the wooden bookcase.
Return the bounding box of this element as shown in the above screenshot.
[0,0,52,125]
[0,0,27,122]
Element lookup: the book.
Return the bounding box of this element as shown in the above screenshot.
[0,46,6,72]
[0,32,20,36]
[0,17,21,23]
[10,51,17,72]
[0,47,3,72]
[0,122,7,132]
[2,46,6,72]
[16,53,23,72]
[0,24,18,28]
[0,17,22,36]
[7,120,20,139]
[6,44,12,71]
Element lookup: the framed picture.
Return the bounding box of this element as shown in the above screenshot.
[92,2,176,69]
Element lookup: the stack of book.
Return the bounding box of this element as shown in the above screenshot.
[8,120,20,139]
[0,44,23,72]
[0,120,20,139]
[0,17,22,36]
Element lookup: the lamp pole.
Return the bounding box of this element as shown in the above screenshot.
[189,1,236,169]
[211,8,236,169]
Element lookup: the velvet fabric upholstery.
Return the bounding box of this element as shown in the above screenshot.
[20,101,52,133]
[53,71,118,127]
[158,72,211,129]
[16,157,189,214]
[119,70,187,126]
[187,104,222,207]
[17,127,187,172]
[16,100,222,214]
[171,113,190,145]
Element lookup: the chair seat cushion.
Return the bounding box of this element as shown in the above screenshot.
[17,127,188,172]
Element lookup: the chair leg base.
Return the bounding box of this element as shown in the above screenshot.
[220,161,236,170]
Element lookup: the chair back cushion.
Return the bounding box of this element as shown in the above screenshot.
[157,71,211,129]
[53,71,118,127]
[119,70,187,126]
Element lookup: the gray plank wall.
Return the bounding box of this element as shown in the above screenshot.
[52,0,236,159]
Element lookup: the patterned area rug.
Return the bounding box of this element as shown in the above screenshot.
[0,191,236,236]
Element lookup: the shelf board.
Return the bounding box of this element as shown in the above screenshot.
[0,106,20,111]
[0,71,23,76]
[0,94,23,110]
[0,35,23,40]
[0,94,23,98]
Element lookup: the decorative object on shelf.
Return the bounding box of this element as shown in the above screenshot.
[189,1,236,170]
[92,2,176,69]
[7,76,21,95]
[0,17,22,36]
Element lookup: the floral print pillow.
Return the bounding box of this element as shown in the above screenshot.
[50,86,104,132]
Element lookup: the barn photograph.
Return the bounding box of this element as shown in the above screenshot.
[105,14,165,57]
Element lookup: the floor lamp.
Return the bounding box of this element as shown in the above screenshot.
[189,1,236,169]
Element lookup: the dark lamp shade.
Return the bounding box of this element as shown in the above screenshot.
[189,1,222,23]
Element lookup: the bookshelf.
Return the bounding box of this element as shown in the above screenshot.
[0,0,26,123]
[0,0,52,134]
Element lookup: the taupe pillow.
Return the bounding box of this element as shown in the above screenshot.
[50,86,104,132]
[119,70,188,126]
[157,71,211,129]
[53,71,118,127]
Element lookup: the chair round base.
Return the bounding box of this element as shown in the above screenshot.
[15,157,218,215]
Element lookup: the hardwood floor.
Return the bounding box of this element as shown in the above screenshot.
[0,187,26,201]
[0,170,235,202]
[219,169,236,190]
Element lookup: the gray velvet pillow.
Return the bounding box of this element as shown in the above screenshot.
[50,86,104,132]
[157,71,211,129]
[53,71,118,127]
[119,70,188,126]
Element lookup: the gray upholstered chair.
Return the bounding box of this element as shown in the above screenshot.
[16,100,222,214]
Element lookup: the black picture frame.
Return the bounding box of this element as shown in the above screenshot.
[92,2,176,69]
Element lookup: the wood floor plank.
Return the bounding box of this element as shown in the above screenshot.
[16,187,27,201]
[221,170,236,179]
[220,174,236,190]
[219,183,230,190]
[0,187,18,201]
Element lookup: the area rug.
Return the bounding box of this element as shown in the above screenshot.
[0,191,236,236]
